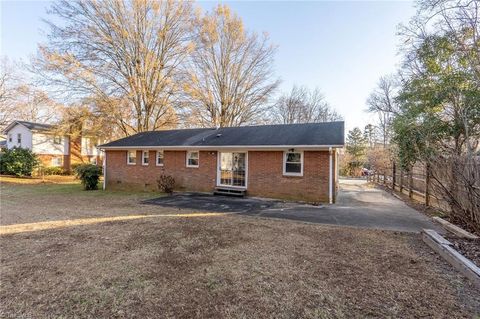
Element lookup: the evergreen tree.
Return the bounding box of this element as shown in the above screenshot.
[346,127,367,176]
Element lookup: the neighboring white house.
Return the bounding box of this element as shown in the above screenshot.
[2,120,102,170]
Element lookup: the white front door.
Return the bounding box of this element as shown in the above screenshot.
[218,152,247,188]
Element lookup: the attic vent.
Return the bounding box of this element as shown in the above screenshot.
[216,133,222,137]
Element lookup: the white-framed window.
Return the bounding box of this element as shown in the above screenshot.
[53,136,62,145]
[156,150,164,166]
[142,150,149,166]
[51,156,63,167]
[17,133,21,144]
[90,157,97,165]
[8,134,12,142]
[127,150,137,165]
[283,151,303,176]
[186,151,199,168]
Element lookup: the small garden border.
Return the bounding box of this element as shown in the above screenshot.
[422,229,480,288]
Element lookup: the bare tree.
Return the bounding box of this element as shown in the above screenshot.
[0,58,60,130]
[400,0,480,83]
[181,5,280,128]
[0,58,17,129]
[363,124,378,148]
[271,85,342,124]
[366,75,399,147]
[34,0,194,136]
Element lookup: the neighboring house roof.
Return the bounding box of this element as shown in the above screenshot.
[99,122,345,149]
[2,120,54,134]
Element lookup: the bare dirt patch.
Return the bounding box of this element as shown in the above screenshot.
[1,179,479,318]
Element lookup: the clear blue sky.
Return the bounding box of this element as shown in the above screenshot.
[0,0,416,131]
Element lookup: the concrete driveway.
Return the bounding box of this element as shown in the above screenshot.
[244,179,444,233]
[144,179,443,233]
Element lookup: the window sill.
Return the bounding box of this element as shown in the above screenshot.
[127,163,136,166]
[186,165,199,168]
[283,173,303,177]
[156,164,164,167]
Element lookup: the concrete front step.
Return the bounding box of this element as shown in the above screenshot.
[213,187,246,197]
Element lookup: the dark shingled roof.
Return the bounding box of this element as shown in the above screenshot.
[100,122,345,148]
[13,121,54,131]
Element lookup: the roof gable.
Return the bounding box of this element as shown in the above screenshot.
[100,122,345,149]
[3,120,54,134]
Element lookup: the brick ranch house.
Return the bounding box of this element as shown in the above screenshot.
[99,122,345,203]
[3,120,102,171]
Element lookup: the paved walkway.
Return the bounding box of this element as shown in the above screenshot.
[243,179,444,233]
[145,179,444,233]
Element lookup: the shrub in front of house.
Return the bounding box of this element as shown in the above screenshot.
[74,164,102,190]
[70,163,83,172]
[157,175,175,194]
[42,166,66,176]
[0,147,40,176]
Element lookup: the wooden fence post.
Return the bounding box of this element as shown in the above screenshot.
[409,169,414,199]
[425,163,431,206]
[392,162,396,191]
[399,167,403,193]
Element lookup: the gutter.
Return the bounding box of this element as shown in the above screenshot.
[329,147,333,204]
[97,144,345,151]
[102,151,106,191]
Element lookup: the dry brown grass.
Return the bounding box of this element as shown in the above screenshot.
[0,175,79,184]
[1,179,479,318]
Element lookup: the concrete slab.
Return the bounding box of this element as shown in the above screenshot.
[144,179,445,233]
[143,193,279,213]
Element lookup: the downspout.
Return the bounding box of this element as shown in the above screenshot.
[329,147,333,204]
[102,150,106,191]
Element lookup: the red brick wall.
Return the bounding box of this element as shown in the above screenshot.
[105,149,334,202]
[247,151,330,202]
[105,150,217,192]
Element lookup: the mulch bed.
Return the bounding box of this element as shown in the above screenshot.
[445,235,480,267]
[444,216,480,238]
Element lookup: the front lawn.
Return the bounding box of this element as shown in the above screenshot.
[1,178,479,318]
[0,176,161,225]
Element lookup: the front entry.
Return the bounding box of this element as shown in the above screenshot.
[218,152,247,188]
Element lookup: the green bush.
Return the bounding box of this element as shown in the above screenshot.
[74,164,102,190]
[42,166,66,176]
[70,163,82,172]
[0,147,40,176]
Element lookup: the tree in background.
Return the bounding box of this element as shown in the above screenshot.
[0,58,60,130]
[363,124,377,148]
[270,85,342,124]
[392,0,480,231]
[0,58,16,129]
[344,127,367,176]
[182,5,279,128]
[35,0,194,135]
[366,75,399,147]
